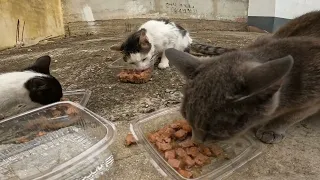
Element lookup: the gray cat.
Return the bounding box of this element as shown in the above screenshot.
[165,35,320,144]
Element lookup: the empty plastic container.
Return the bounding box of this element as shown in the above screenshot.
[130,105,262,180]
[0,101,116,180]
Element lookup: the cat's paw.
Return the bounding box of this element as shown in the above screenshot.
[256,129,285,144]
[158,62,170,69]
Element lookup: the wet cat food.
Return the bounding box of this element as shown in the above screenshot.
[117,68,152,84]
[147,120,226,179]
[125,133,137,146]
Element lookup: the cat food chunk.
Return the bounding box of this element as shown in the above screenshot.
[175,120,189,125]
[174,129,188,139]
[125,133,137,146]
[162,127,175,138]
[194,153,210,166]
[147,120,226,178]
[65,106,79,116]
[36,131,47,137]
[175,148,187,158]
[148,132,160,143]
[202,147,213,157]
[156,141,172,151]
[178,169,193,178]
[168,159,181,169]
[16,136,29,143]
[179,138,194,148]
[165,150,176,160]
[186,147,199,158]
[51,110,62,117]
[170,121,183,129]
[211,144,223,157]
[164,137,172,143]
[183,155,195,168]
[117,68,152,84]
[60,97,69,101]
[182,123,192,133]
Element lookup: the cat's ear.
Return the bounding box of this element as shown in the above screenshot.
[27,55,52,75]
[139,28,151,51]
[165,48,201,78]
[235,55,294,102]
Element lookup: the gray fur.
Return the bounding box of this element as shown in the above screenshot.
[165,35,320,144]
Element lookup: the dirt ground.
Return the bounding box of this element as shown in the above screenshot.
[0,19,319,180]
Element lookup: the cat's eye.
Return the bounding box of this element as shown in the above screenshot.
[129,62,135,65]
[142,58,147,62]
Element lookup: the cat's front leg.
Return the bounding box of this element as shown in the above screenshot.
[256,106,319,144]
[158,52,170,69]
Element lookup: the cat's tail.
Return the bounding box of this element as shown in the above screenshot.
[190,42,236,56]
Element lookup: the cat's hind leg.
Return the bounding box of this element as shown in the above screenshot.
[158,51,170,69]
[256,106,319,144]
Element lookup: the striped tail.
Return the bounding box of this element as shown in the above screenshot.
[190,42,236,56]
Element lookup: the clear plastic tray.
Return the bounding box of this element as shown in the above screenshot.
[130,105,262,180]
[0,101,116,180]
[0,90,92,121]
[62,89,92,107]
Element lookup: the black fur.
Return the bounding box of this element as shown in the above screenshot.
[175,23,187,37]
[120,28,149,61]
[156,18,187,36]
[24,56,63,105]
[156,18,171,24]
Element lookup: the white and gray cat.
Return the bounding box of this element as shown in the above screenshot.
[0,55,63,119]
[112,19,192,70]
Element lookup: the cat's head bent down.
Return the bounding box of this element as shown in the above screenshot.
[165,48,293,143]
[112,28,154,70]
[23,55,63,105]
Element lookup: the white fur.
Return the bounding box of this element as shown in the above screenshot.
[0,71,46,118]
[128,20,193,70]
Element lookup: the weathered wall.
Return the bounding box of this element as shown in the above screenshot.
[62,0,249,23]
[0,0,65,50]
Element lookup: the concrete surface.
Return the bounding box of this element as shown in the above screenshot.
[62,0,248,23]
[0,19,319,180]
[0,0,64,50]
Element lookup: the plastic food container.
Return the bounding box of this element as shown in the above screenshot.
[0,101,116,180]
[62,89,92,107]
[130,105,262,180]
[0,90,92,121]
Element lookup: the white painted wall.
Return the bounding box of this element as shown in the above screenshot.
[248,0,320,19]
[248,0,276,17]
[275,0,320,19]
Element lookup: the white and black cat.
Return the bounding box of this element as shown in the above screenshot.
[0,55,63,119]
[112,19,192,70]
